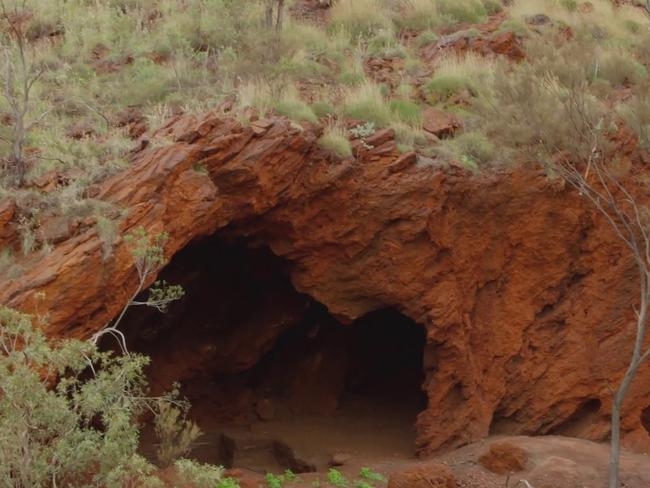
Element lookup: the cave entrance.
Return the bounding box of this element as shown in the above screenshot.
[120,234,427,473]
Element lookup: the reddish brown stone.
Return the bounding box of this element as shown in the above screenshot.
[479,441,528,474]
[422,108,462,138]
[2,113,650,456]
[388,463,456,488]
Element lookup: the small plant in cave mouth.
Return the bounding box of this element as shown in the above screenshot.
[216,477,242,488]
[327,469,349,488]
[359,468,386,483]
[265,470,297,488]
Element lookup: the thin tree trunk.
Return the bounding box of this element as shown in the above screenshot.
[264,0,274,29]
[275,0,285,31]
[608,289,648,488]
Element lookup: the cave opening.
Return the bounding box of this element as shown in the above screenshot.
[118,234,427,473]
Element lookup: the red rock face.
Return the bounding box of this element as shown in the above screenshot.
[2,113,650,455]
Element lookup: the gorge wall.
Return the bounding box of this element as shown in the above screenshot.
[1,112,650,455]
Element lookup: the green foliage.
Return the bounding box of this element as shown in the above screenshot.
[312,101,337,118]
[265,469,297,488]
[417,30,440,47]
[355,482,373,488]
[319,126,354,158]
[359,467,387,483]
[329,0,393,38]
[367,30,407,59]
[349,122,377,139]
[217,477,242,488]
[437,0,487,24]
[174,459,224,488]
[389,100,423,127]
[449,131,496,168]
[395,0,440,32]
[124,226,168,277]
[344,83,393,127]
[275,99,319,124]
[426,74,469,100]
[482,0,503,15]
[155,397,202,467]
[328,469,349,488]
[597,51,647,86]
[339,69,367,86]
[496,19,528,37]
[0,306,162,487]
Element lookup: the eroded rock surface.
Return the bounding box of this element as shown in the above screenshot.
[2,112,650,454]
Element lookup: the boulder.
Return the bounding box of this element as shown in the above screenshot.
[479,441,528,474]
[388,463,456,488]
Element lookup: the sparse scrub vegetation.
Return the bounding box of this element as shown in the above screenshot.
[344,82,393,127]
[3,1,650,485]
[319,125,353,158]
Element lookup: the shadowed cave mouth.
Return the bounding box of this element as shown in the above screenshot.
[118,234,427,473]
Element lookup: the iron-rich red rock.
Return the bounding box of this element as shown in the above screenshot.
[2,113,650,456]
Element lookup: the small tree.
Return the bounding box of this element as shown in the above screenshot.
[0,306,163,487]
[263,0,285,31]
[0,0,49,186]
[90,227,184,353]
[553,125,650,488]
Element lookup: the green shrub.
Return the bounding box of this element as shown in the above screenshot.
[482,0,503,15]
[598,51,647,86]
[328,469,349,488]
[496,19,528,37]
[389,99,423,126]
[344,82,393,126]
[155,400,202,467]
[338,69,367,86]
[312,101,337,118]
[217,477,242,488]
[0,307,163,487]
[359,467,387,482]
[329,0,392,38]
[450,131,496,167]
[319,126,354,158]
[395,0,440,32]
[426,73,469,100]
[175,459,224,488]
[275,100,319,123]
[417,30,440,47]
[437,0,487,24]
[367,30,407,58]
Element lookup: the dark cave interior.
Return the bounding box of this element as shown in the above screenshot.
[116,233,428,472]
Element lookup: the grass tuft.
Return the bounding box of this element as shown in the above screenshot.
[319,126,353,158]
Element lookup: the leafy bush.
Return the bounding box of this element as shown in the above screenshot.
[155,399,202,467]
[319,126,354,158]
[0,307,162,487]
[449,131,496,167]
[174,459,224,488]
[359,467,387,482]
[328,469,349,488]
